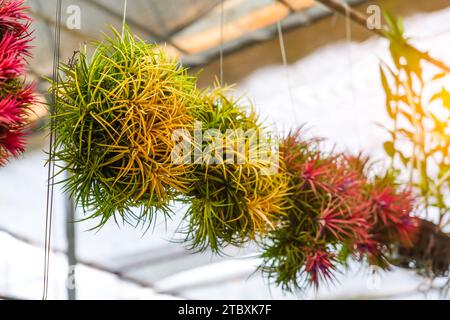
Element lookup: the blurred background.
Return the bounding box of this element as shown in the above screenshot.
[0,0,449,299]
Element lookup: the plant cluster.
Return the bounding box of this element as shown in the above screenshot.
[260,129,418,291]
[51,26,421,290]
[53,28,289,245]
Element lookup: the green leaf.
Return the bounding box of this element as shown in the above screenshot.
[379,65,392,97]
[398,151,410,167]
[419,160,429,193]
[430,87,450,109]
[399,128,414,140]
[432,72,447,81]
[384,11,402,37]
[383,141,396,158]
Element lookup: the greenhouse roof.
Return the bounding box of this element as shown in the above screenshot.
[28,0,365,77]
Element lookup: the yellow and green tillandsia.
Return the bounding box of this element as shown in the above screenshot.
[50,27,197,227]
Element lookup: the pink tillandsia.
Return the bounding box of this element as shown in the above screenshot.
[369,186,418,247]
[0,31,31,81]
[0,125,25,154]
[305,249,336,287]
[0,87,33,159]
[0,0,34,165]
[0,0,30,35]
[260,129,421,291]
[329,156,367,198]
[318,198,370,244]
[300,157,336,195]
[0,96,22,123]
[354,238,386,267]
[349,177,418,268]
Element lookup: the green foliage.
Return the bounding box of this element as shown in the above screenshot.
[380,13,450,229]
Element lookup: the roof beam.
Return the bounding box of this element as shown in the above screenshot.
[316,0,450,73]
[172,0,315,54]
[161,0,225,40]
[278,0,296,13]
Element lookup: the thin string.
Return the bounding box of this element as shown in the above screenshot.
[122,0,128,37]
[343,1,358,141]
[344,2,354,103]
[276,19,298,125]
[43,0,62,300]
[219,0,224,86]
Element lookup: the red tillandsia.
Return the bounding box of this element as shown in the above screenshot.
[0,123,25,166]
[260,129,420,291]
[0,126,25,155]
[349,172,419,267]
[394,215,419,248]
[333,173,362,196]
[300,157,335,194]
[0,0,31,35]
[329,155,368,198]
[282,129,336,195]
[305,249,336,287]
[281,128,322,173]
[369,185,418,246]
[354,238,388,267]
[372,187,406,225]
[0,96,22,123]
[0,31,31,81]
[318,198,370,244]
[13,81,35,104]
[0,96,28,162]
[323,160,372,244]
[261,129,363,291]
[0,0,34,165]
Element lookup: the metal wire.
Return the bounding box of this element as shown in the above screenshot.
[43,0,62,300]
[122,0,128,37]
[219,0,224,85]
[276,18,298,125]
[343,0,358,142]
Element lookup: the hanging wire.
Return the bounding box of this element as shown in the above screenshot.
[43,0,62,300]
[343,0,359,143]
[276,18,298,125]
[122,0,128,37]
[344,1,354,104]
[219,0,224,86]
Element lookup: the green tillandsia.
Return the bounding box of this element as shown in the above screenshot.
[180,86,290,253]
[49,26,198,228]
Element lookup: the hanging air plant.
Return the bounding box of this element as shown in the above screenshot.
[260,129,418,291]
[180,87,289,253]
[0,0,34,165]
[51,27,197,226]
